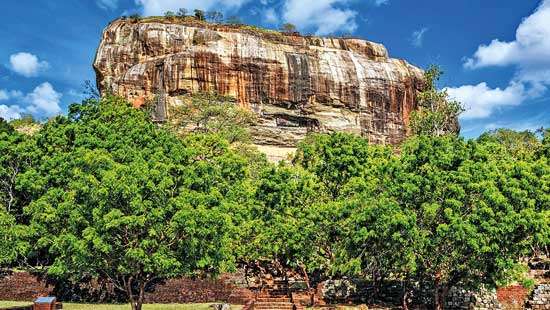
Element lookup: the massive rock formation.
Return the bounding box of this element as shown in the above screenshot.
[94,18,425,158]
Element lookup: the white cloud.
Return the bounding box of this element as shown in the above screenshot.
[97,0,119,10]
[450,0,550,120]
[0,105,22,121]
[446,82,526,120]
[9,52,49,78]
[0,83,62,121]
[411,27,428,47]
[282,0,357,35]
[374,0,389,6]
[24,82,62,117]
[463,0,550,90]
[0,90,8,101]
[0,89,23,101]
[264,8,279,25]
[135,0,250,16]
[464,0,550,72]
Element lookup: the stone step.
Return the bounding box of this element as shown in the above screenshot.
[253,305,294,310]
[256,297,291,302]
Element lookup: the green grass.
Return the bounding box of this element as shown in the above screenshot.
[0,302,242,310]
[0,301,30,308]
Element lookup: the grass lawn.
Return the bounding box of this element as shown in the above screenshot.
[0,301,243,310]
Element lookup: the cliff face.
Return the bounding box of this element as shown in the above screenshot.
[94,19,424,156]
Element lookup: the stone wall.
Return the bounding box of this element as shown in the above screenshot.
[527,284,550,309]
[317,279,507,309]
[445,287,502,310]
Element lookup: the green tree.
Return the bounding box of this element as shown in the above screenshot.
[281,23,297,33]
[169,92,257,144]
[164,10,175,18]
[0,125,37,216]
[247,164,334,302]
[194,9,206,21]
[177,8,188,17]
[539,128,550,159]
[23,97,245,310]
[0,118,13,134]
[409,65,464,136]
[339,196,419,309]
[392,135,548,309]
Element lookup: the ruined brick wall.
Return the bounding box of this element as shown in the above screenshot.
[497,285,529,310]
[0,272,253,305]
[143,274,254,304]
[0,272,52,301]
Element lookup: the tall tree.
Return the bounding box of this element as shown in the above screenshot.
[23,97,246,310]
[194,9,206,21]
[393,135,548,309]
[281,23,297,34]
[409,65,464,136]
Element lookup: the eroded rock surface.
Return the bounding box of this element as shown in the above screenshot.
[94,19,425,155]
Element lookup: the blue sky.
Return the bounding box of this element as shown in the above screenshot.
[0,0,548,137]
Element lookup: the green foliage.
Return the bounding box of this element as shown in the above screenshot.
[293,132,548,308]
[478,128,541,160]
[338,196,419,281]
[194,9,205,21]
[0,118,13,134]
[410,65,464,136]
[129,14,142,22]
[293,132,394,198]
[169,92,257,144]
[394,135,547,308]
[0,127,37,217]
[281,23,297,33]
[0,209,30,267]
[164,11,175,18]
[540,128,550,159]
[21,96,250,310]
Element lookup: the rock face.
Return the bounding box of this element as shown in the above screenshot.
[94,19,425,156]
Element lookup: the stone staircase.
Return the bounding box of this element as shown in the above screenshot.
[242,279,305,310]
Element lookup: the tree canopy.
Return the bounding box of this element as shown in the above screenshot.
[0,92,547,310]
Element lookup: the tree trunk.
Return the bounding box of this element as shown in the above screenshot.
[137,281,145,310]
[299,264,314,306]
[401,282,410,310]
[434,277,442,310]
[401,290,410,310]
[434,278,448,310]
[439,285,449,310]
[126,277,144,310]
